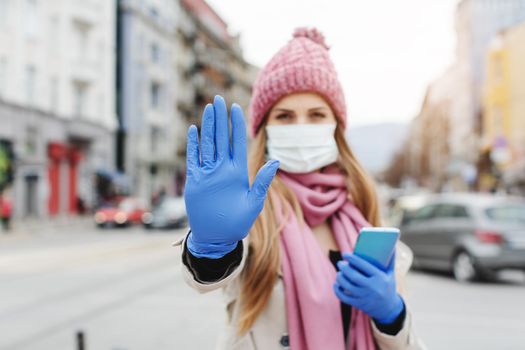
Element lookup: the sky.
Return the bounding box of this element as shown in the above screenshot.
[207,0,460,127]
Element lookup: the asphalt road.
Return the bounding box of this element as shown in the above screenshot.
[0,225,524,350]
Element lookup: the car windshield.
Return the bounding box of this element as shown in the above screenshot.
[156,199,184,213]
[119,199,136,211]
[485,204,525,224]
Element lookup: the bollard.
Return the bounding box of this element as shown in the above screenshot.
[76,331,85,350]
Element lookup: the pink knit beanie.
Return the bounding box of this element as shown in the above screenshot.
[248,27,347,136]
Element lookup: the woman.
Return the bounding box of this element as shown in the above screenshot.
[175,27,426,350]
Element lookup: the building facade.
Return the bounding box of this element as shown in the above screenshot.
[392,0,525,191]
[117,0,181,203]
[173,0,257,195]
[386,67,456,191]
[450,0,525,174]
[481,22,525,193]
[0,0,116,218]
[0,0,258,216]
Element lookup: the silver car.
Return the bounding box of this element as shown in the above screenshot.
[142,197,187,230]
[400,193,525,282]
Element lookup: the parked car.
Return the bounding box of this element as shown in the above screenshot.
[400,193,525,282]
[94,197,148,228]
[142,197,187,230]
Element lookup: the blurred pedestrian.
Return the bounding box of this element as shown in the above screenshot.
[177,28,426,350]
[76,196,86,215]
[151,187,167,208]
[0,190,12,232]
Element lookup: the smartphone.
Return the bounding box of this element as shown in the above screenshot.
[353,227,400,270]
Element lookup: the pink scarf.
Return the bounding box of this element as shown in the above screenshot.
[276,167,376,350]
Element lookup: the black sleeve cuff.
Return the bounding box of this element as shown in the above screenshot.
[373,302,407,336]
[182,238,244,283]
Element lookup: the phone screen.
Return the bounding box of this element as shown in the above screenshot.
[353,227,400,270]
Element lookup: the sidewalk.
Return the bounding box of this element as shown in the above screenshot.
[0,216,94,241]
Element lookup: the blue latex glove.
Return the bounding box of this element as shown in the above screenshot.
[184,95,280,259]
[333,252,405,324]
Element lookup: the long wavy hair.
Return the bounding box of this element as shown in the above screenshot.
[237,118,382,335]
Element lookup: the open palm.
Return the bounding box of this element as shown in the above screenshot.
[184,95,279,258]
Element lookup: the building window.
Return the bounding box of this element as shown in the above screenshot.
[73,81,88,117]
[50,77,58,112]
[97,93,102,119]
[137,33,145,57]
[150,42,160,63]
[25,126,38,156]
[97,40,105,62]
[0,0,10,25]
[0,57,6,97]
[49,16,59,54]
[149,6,159,20]
[150,127,161,153]
[25,65,36,105]
[150,82,162,109]
[25,0,38,37]
[73,20,90,60]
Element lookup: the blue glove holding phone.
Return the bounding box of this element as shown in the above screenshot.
[333,252,405,324]
[184,95,280,258]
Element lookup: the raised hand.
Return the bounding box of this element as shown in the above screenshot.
[184,95,280,259]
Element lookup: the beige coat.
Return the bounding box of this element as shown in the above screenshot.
[175,232,427,350]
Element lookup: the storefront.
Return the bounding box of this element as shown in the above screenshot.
[0,101,114,218]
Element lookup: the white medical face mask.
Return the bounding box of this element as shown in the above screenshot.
[265,123,339,173]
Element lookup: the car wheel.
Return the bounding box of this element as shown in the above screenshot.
[453,251,478,282]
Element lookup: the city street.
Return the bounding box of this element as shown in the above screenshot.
[1,225,524,350]
[1,1,525,350]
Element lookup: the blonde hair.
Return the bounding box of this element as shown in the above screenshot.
[237,121,382,334]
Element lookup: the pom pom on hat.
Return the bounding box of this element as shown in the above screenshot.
[293,27,330,50]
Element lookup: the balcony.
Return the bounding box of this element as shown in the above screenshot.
[69,58,100,83]
[178,14,197,42]
[193,44,229,74]
[70,0,100,25]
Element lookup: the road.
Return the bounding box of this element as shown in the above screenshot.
[0,225,524,350]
